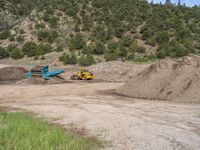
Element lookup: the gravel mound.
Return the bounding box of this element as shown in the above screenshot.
[117,56,200,103]
[87,61,149,82]
[0,66,27,81]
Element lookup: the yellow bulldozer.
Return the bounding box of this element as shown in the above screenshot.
[71,68,94,80]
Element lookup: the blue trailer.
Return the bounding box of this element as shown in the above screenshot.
[25,66,65,79]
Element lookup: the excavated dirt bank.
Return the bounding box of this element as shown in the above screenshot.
[0,66,27,81]
[117,56,200,103]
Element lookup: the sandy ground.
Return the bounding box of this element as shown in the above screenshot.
[0,82,200,150]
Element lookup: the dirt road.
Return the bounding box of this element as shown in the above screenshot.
[0,82,200,150]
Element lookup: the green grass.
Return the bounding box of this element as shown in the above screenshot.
[0,111,100,150]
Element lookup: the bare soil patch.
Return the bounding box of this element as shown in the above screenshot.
[0,82,200,150]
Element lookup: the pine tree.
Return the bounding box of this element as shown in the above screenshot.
[178,0,181,6]
[165,0,171,5]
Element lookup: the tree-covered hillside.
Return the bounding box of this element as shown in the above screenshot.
[0,0,200,65]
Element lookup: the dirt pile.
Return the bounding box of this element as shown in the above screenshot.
[117,56,200,103]
[59,65,81,80]
[16,77,67,85]
[87,61,149,82]
[0,66,27,81]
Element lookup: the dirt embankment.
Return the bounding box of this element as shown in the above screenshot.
[0,66,27,81]
[117,56,200,103]
[87,61,149,82]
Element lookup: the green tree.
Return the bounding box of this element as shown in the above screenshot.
[10,48,23,59]
[55,45,64,52]
[0,30,11,40]
[169,40,188,57]
[136,46,146,53]
[9,35,15,41]
[16,35,25,43]
[120,35,133,47]
[22,42,38,57]
[118,46,128,58]
[59,53,77,64]
[78,55,96,66]
[156,31,170,44]
[49,16,60,28]
[94,42,106,55]
[69,33,86,51]
[82,44,95,55]
[156,49,166,59]
[104,51,118,61]
[0,47,9,59]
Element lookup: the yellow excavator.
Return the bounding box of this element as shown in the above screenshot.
[71,68,94,80]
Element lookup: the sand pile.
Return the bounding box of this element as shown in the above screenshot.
[0,66,27,81]
[117,56,200,103]
[87,61,149,82]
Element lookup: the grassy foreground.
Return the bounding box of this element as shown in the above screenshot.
[0,112,100,150]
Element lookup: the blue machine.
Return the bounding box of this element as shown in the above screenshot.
[25,66,65,79]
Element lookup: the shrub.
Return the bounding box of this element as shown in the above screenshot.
[78,55,96,66]
[69,33,86,51]
[156,49,166,59]
[6,44,17,53]
[132,56,154,62]
[36,43,52,56]
[146,37,156,46]
[155,31,170,44]
[126,54,135,60]
[55,45,64,52]
[37,30,58,43]
[16,35,25,43]
[135,46,146,53]
[180,38,195,53]
[107,41,118,53]
[82,44,95,55]
[37,30,49,41]
[22,42,38,57]
[20,29,25,34]
[40,56,46,60]
[59,53,77,65]
[0,30,11,40]
[169,40,188,57]
[0,47,9,59]
[48,30,59,43]
[114,27,124,38]
[35,23,45,29]
[120,35,132,47]
[34,56,39,60]
[10,48,23,59]
[104,52,118,61]
[176,27,192,40]
[93,42,106,55]
[118,47,128,57]
[43,13,50,21]
[74,23,80,32]
[49,16,60,28]
[9,35,15,41]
